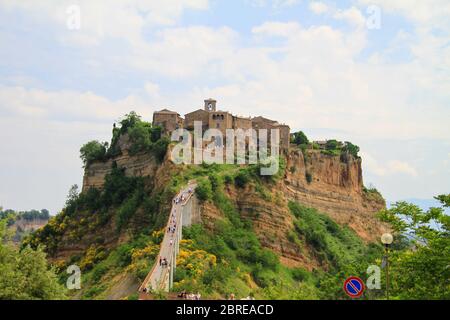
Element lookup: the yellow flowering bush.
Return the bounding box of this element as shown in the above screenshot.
[79,245,106,270]
[176,242,217,278]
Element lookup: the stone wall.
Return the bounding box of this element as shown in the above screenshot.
[182,194,202,226]
[153,112,183,135]
[208,112,233,136]
[184,109,210,130]
[232,116,252,130]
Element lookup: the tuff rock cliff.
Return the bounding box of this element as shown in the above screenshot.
[81,135,387,270]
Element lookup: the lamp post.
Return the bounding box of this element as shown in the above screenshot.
[381,233,393,300]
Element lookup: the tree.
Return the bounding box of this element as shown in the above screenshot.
[342,141,360,158]
[0,220,67,300]
[325,139,339,150]
[234,170,250,188]
[291,131,309,146]
[80,140,107,167]
[66,184,79,207]
[195,179,213,201]
[128,121,151,154]
[377,194,450,299]
[119,111,141,132]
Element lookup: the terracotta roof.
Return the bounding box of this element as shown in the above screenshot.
[155,108,181,115]
[252,116,277,124]
[185,109,209,116]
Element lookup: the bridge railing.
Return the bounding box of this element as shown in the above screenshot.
[139,182,196,294]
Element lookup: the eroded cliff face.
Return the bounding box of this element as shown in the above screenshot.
[80,142,387,270]
[284,149,387,242]
[224,184,322,270]
[194,149,388,270]
[83,134,158,191]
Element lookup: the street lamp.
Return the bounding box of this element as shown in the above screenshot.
[381,233,393,300]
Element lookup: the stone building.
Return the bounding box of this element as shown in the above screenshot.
[232,115,253,131]
[152,109,183,135]
[152,99,290,152]
[209,111,233,135]
[252,116,290,152]
[184,109,210,131]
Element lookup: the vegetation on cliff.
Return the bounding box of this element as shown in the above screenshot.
[80,111,169,167]
[159,161,382,299]
[173,168,320,299]
[290,131,360,159]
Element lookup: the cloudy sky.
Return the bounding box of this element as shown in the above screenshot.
[0,0,449,214]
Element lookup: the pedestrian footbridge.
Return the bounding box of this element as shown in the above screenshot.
[139,182,197,295]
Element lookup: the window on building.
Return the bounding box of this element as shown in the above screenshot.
[215,136,222,147]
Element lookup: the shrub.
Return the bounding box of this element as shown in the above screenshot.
[116,189,142,231]
[342,141,360,158]
[91,264,108,282]
[128,121,152,155]
[305,172,312,184]
[234,170,250,188]
[325,139,339,150]
[83,285,105,299]
[291,268,310,282]
[209,174,221,191]
[114,243,134,267]
[101,166,141,207]
[150,137,169,162]
[252,264,276,288]
[196,179,213,201]
[224,174,233,185]
[127,293,139,300]
[291,131,309,145]
[80,140,107,167]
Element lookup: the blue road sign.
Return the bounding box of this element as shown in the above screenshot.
[343,276,365,298]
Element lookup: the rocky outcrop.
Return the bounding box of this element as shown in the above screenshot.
[284,149,387,242]
[226,185,319,269]
[14,218,48,233]
[200,149,388,269]
[80,140,387,269]
[11,218,48,244]
[82,134,160,191]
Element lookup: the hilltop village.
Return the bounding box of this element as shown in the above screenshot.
[152,99,291,152]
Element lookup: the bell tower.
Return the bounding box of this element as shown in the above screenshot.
[204,98,217,112]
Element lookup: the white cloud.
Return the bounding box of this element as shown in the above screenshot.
[309,1,329,14]
[333,7,366,28]
[248,0,300,8]
[0,85,152,123]
[144,82,161,99]
[272,0,300,8]
[252,21,301,37]
[130,26,238,78]
[388,160,418,177]
[361,152,418,177]
[357,0,450,29]
[0,0,209,47]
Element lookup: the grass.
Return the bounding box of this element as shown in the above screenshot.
[289,201,373,270]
